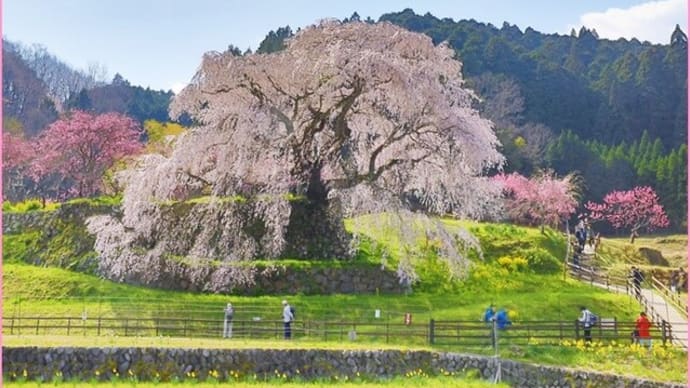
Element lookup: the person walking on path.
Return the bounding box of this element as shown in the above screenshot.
[578,306,595,343]
[630,266,644,298]
[635,312,652,348]
[669,270,679,294]
[223,302,234,338]
[282,300,294,339]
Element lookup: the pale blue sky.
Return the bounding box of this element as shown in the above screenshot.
[3,0,687,92]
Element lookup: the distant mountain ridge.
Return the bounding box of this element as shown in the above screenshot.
[2,11,686,229]
[2,39,174,135]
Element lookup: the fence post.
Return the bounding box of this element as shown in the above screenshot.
[429,319,435,345]
[10,317,14,335]
[155,318,159,337]
[35,318,40,335]
[661,320,672,346]
[613,317,618,335]
[98,317,102,336]
[125,319,129,336]
[67,318,71,335]
[574,320,580,341]
[386,319,390,343]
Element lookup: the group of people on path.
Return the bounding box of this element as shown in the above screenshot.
[482,305,512,330]
[578,306,652,347]
[482,304,654,348]
[571,214,600,265]
[223,300,657,347]
[222,300,296,340]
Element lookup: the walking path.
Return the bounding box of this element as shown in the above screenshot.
[565,231,687,349]
[588,280,687,349]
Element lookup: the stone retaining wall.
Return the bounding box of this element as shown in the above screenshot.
[2,347,682,388]
[3,207,406,295]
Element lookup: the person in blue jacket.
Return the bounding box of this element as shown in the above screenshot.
[495,308,512,329]
[483,305,496,323]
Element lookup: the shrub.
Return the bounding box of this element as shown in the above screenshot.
[414,247,458,293]
[524,247,561,274]
[497,255,529,272]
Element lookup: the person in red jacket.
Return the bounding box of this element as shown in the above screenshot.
[635,312,652,348]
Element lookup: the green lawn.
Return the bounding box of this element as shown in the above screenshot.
[2,219,687,384]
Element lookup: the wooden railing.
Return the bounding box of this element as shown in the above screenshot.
[3,315,684,348]
[649,275,688,319]
[564,255,687,350]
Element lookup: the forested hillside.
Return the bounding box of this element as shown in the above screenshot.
[380,9,687,149]
[251,11,687,230]
[2,39,173,134]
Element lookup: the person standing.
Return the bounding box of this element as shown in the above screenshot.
[482,305,496,324]
[669,270,679,294]
[223,302,234,338]
[678,267,687,293]
[482,305,497,348]
[578,306,594,343]
[631,266,644,297]
[495,308,512,330]
[635,312,652,348]
[282,300,294,339]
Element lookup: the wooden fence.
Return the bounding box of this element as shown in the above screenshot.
[649,275,688,320]
[3,315,683,348]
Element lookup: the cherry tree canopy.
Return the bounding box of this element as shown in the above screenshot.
[3,131,33,171]
[585,186,669,241]
[88,21,504,288]
[167,20,503,213]
[31,110,143,198]
[493,171,579,231]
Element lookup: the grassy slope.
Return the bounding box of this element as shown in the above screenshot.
[2,218,686,383]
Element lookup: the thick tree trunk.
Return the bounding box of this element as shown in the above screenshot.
[282,165,352,260]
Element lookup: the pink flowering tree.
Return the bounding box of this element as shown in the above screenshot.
[87,21,504,289]
[31,110,143,198]
[3,131,36,201]
[494,171,579,232]
[585,186,670,243]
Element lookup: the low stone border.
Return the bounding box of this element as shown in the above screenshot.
[2,347,683,387]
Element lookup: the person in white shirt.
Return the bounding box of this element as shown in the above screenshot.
[223,302,234,338]
[282,300,294,339]
[578,306,593,343]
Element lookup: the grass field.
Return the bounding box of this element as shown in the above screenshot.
[2,217,687,384]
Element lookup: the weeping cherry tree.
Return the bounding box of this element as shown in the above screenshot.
[88,20,504,291]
